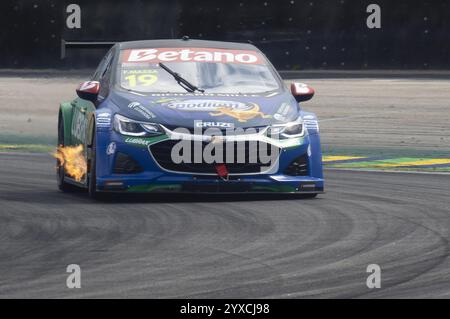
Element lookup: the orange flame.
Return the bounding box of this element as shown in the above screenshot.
[53,144,87,182]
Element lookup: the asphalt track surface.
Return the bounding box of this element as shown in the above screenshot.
[1,152,449,298]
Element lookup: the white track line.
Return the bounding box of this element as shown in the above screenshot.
[326,167,450,176]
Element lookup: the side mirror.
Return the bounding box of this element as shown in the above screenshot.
[76,81,100,102]
[291,82,315,103]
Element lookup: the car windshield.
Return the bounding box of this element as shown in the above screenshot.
[117,47,281,94]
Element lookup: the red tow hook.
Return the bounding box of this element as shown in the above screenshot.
[215,163,229,180]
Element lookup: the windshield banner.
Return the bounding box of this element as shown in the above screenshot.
[121,48,265,65]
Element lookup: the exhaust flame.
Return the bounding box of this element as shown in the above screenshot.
[53,144,87,182]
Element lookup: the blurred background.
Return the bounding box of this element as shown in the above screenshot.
[0,0,449,70]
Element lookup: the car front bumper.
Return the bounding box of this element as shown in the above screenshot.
[95,130,324,194]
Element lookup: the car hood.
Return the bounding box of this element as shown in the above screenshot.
[109,90,300,129]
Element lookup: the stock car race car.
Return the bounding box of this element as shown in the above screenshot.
[57,38,323,198]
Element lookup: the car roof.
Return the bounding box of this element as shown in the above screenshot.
[118,39,261,52]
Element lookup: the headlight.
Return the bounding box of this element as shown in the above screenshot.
[113,114,163,136]
[268,116,305,139]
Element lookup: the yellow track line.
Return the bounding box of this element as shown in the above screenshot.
[372,158,450,167]
[322,156,367,163]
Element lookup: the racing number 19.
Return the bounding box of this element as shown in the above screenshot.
[124,74,158,87]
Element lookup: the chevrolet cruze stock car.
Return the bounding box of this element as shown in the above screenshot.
[56,38,324,198]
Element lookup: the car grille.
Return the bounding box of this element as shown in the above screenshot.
[149,139,280,175]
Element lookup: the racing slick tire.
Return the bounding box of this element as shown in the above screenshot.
[88,127,99,199]
[56,112,76,192]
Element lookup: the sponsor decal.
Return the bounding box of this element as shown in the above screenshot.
[149,92,258,98]
[122,48,264,65]
[210,103,271,122]
[78,81,99,93]
[128,102,156,120]
[124,137,153,146]
[106,142,116,155]
[194,121,234,129]
[165,99,271,122]
[96,112,111,127]
[166,99,252,112]
[304,119,319,132]
[71,108,86,141]
[274,102,296,122]
[121,69,158,88]
[291,82,314,96]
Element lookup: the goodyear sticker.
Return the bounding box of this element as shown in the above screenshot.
[164,99,271,122]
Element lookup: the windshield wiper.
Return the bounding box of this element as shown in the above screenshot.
[159,62,205,93]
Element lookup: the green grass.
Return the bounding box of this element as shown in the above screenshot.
[0,144,55,153]
[0,133,57,146]
[0,134,56,153]
[322,145,450,159]
[325,165,450,173]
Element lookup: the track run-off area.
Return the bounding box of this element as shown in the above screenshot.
[0,72,449,297]
[0,152,449,298]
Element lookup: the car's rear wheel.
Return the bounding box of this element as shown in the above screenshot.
[88,127,99,199]
[57,112,76,192]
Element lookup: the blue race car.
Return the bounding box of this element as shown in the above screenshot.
[57,39,323,198]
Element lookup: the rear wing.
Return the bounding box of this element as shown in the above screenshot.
[60,40,116,59]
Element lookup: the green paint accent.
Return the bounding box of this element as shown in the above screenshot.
[124,135,169,147]
[280,138,304,150]
[128,183,299,193]
[128,183,182,192]
[252,184,297,193]
[267,136,304,149]
[70,98,96,146]
[59,101,74,146]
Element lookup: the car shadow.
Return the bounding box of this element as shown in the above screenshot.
[95,192,320,203]
[1,188,321,205]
